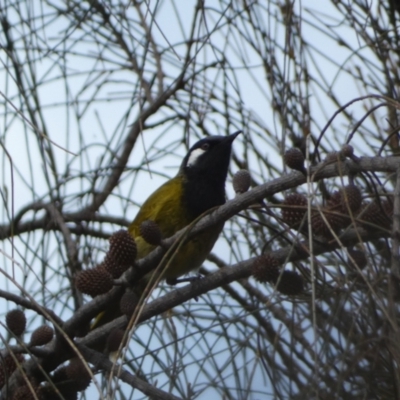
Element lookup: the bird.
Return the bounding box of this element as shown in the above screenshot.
[92,131,241,329]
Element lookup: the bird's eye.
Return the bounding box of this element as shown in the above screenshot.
[201,143,210,151]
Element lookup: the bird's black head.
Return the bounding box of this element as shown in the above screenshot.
[181,131,241,177]
[180,131,241,218]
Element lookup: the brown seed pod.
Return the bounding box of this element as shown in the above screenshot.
[6,309,26,337]
[281,193,308,229]
[139,220,163,246]
[384,199,394,216]
[106,328,127,354]
[75,266,113,297]
[66,358,92,392]
[327,189,342,208]
[10,383,41,400]
[40,384,73,400]
[55,387,78,400]
[0,352,24,388]
[109,229,137,262]
[284,148,306,174]
[62,390,78,400]
[276,270,304,295]
[120,290,139,318]
[316,185,361,235]
[233,169,251,194]
[328,185,362,214]
[358,200,392,230]
[311,209,344,238]
[103,255,128,279]
[347,249,367,270]
[341,144,360,162]
[341,144,354,158]
[48,368,79,400]
[51,365,68,383]
[29,325,54,347]
[340,185,362,213]
[252,254,280,283]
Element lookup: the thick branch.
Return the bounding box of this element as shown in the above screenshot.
[0,156,398,241]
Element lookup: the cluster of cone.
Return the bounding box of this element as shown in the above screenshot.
[1,309,60,399]
[252,254,304,295]
[232,169,305,296]
[75,219,164,298]
[236,143,392,298]
[0,225,163,399]
[2,311,129,398]
[75,230,137,297]
[274,143,393,296]
[280,184,385,238]
[282,143,392,237]
[7,356,93,400]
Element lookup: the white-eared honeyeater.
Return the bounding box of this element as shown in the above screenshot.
[93,131,241,329]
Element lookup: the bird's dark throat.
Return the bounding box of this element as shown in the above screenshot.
[182,171,226,219]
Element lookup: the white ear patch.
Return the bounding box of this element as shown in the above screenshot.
[187,148,206,167]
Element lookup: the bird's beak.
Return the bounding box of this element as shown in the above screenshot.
[225,130,242,143]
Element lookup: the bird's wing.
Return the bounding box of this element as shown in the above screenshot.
[129,176,190,242]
